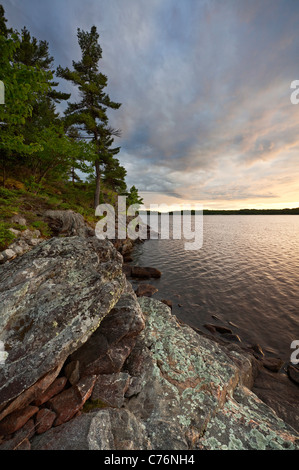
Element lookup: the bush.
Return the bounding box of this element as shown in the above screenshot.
[0,223,16,251]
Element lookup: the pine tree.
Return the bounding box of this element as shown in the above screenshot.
[0,14,51,185]
[14,27,70,136]
[57,26,122,208]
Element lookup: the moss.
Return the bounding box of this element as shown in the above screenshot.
[83,398,108,413]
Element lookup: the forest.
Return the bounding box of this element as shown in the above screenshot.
[0,5,142,210]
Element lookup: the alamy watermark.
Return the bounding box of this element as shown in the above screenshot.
[290,340,299,365]
[95,196,203,251]
[290,80,299,104]
[0,81,4,105]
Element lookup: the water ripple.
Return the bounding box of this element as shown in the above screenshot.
[132,215,299,361]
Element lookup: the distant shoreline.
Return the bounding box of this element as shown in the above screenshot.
[142,208,299,215]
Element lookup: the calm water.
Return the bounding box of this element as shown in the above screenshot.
[131,215,299,362]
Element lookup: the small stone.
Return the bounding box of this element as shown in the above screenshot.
[0,406,39,436]
[204,324,217,334]
[8,228,21,237]
[27,238,42,247]
[161,299,173,309]
[35,408,56,435]
[10,245,24,255]
[262,357,284,373]
[131,266,161,279]
[135,284,158,297]
[64,361,80,385]
[11,215,27,226]
[34,377,68,406]
[250,343,265,357]
[48,375,96,426]
[221,333,242,343]
[2,249,16,260]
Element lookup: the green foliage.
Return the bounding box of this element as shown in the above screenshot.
[0,33,51,151]
[30,220,51,237]
[0,222,16,251]
[57,26,123,208]
[0,7,142,215]
[126,185,144,207]
[0,187,20,218]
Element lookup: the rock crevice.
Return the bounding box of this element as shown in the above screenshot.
[0,232,298,450]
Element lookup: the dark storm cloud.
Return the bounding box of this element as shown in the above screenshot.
[2,0,299,207]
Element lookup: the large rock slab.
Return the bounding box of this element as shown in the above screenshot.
[43,210,94,238]
[0,236,125,413]
[30,297,299,450]
[124,298,298,450]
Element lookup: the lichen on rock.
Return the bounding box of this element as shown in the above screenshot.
[0,236,126,414]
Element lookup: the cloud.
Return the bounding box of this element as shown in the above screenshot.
[2,0,299,208]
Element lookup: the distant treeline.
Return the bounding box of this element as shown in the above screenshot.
[143,208,299,215]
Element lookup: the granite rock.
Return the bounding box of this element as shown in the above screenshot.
[0,236,125,412]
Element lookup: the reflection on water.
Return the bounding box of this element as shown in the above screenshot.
[131,215,299,361]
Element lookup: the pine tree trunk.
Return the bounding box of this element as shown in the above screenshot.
[94,160,101,209]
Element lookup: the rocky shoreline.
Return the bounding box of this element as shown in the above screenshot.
[0,210,298,450]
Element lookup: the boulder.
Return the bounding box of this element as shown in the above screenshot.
[90,373,131,408]
[43,210,94,238]
[124,298,299,450]
[0,236,125,414]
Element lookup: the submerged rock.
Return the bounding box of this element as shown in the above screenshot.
[135,283,158,297]
[131,266,161,279]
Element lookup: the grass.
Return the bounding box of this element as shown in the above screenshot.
[82,398,108,413]
[0,178,119,251]
[0,222,17,251]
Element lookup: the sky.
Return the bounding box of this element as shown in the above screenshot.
[2,0,299,210]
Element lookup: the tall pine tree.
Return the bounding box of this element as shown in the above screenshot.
[57,26,122,208]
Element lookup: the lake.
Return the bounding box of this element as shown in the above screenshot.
[131,215,299,362]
